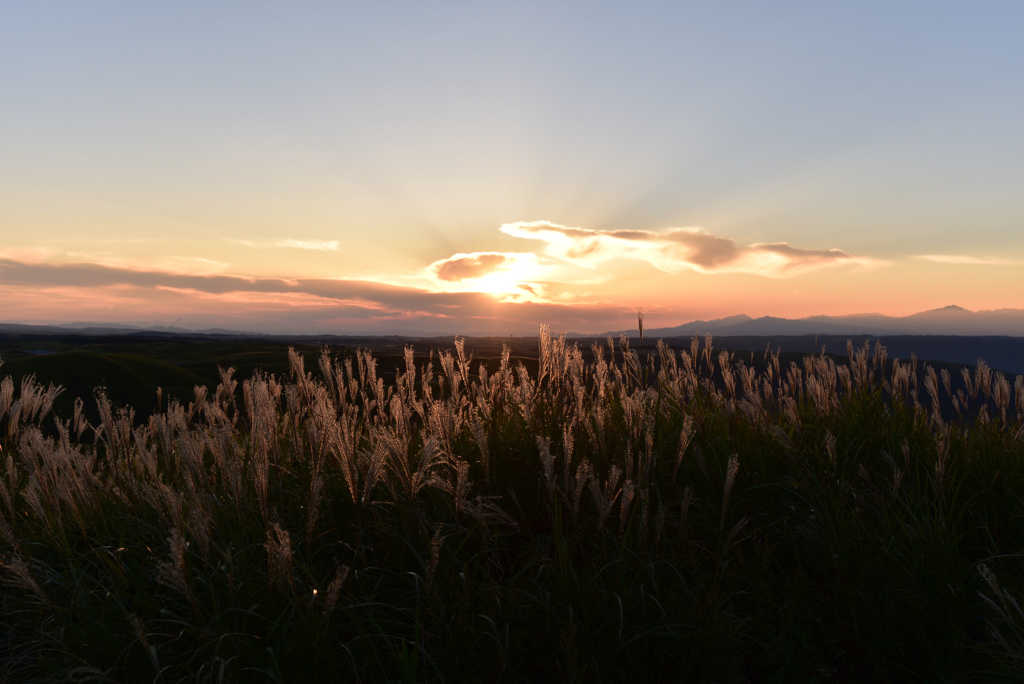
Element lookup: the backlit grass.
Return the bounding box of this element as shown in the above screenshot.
[1,328,1023,682]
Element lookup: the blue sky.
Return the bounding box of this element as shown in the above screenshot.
[1,3,1022,333]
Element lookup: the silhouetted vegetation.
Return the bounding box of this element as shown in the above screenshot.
[1,328,1023,681]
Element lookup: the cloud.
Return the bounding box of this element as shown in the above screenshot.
[228,238,340,251]
[0,257,627,334]
[912,254,1016,265]
[154,256,230,275]
[499,221,870,277]
[275,239,340,251]
[58,253,230,275]
[433,253,512,281]
[426,251,550,300]
[0,221,883,335]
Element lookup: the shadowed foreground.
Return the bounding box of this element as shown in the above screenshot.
[2,328,1024,682]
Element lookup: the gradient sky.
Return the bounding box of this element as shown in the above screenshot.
[2,3,1023,334]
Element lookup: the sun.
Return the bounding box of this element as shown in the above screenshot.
[427,251,547,301]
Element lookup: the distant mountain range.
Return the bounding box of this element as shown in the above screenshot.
[3,305,1024,339]
[0,321,479,339]
[600,306,1024,338]
[3,309,1024,374]
[0,322,256,337]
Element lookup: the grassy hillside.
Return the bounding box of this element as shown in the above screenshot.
[0,332,553,429]
[1,331,1023,681]
[0,330,989,426]
[0,351,210,421]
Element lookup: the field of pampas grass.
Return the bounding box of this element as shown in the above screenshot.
[2,326,1024,682]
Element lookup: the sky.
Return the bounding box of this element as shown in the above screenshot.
[1,3,1023,335]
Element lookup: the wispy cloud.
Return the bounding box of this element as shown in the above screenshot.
[276,239,340,251]
[154,256,230,275]
[498,221,873,277]
[433,253,514,282]
[0,257,626,334]
[0,221,889,334]
[912,254,1017,265]
[61,252,230,275]
[228,238,340,251]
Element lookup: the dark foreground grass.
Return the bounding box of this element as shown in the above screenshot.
[1,329,1023,682]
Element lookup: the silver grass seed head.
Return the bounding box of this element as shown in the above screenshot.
[323,564,350,615]
[0,555,47,600]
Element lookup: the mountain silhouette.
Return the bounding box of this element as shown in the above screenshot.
[602,306,1024,337]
